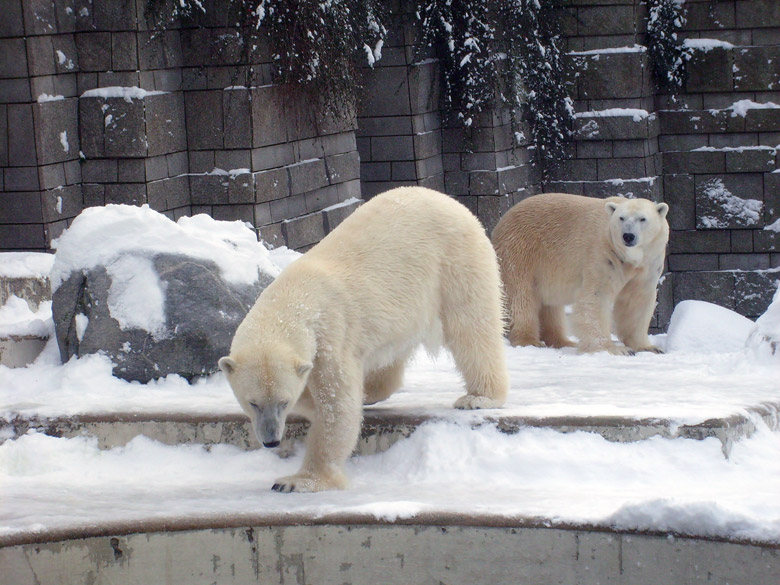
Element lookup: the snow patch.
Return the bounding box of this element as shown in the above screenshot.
[575,108,650,123]
[682,38,735,52]
[81,87,167,103]
[0,253,54,279]
[698,178,762,228]
[666,300,755,353]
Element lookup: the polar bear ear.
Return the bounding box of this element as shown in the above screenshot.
[295,360,313,377]
[218,356,236,375]
[605,202,619,216]
[656,202,669,219]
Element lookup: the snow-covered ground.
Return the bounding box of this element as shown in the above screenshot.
[1,216,779,545]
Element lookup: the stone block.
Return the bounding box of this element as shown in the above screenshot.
[52,34,78,75]
[669,253,721,273]
[186,91,224,150]
[470,171,499,196]
[336,178,361,201]
[75,33,112,72]
[214,150,251,173]
[575,52,648,100]
[82,159,118,183]
[0,223,45,250]
[117,159,146,183]
[0,0,24,37]
[223,88,252,149]
[105,183,146,206]
[669,229,731,254]
[165,175,190,209]
[64,158,80,184]
[227,172,254,204]
[188,150,214,173]
[321,132,357,157]
[254,168,290,204]
[4,166,40,192]
[745,108,780,132]
[662,151,726,174]
[145,155,168,182]
[664,174,696,230]
[251,143,295,172]
[251,85,287,147]
[325,151,360,184]
[370,135,414,162]
[391,161,416,181]
[408,60,440,115]
[0,39,28,79]
[21,0,57,36]
[357,116,413,137]
[42,184,82,222]
[33,98,79,165]
[212,204,253,223]
[734,270,778,317]
[146,93,187,156]
[547,159,598,182]
[111,32,138,71]
[0,78,30,105]
[361,162,391,182]
[685,47,733,93]
[577,5,636,36]
[190,173,228,205]
[755,229,780,253]
[730,229,754,253]
[24,35,56,78]
[258,222,284,247]
[324,199,362,233]
[695,173,765,229]
[577,140,613,159]
[478,195,511,235]
[92,0,135,31]
[596,158,647,181]
[734,46,780,92]
[102,97,146,158]
[38,163,64,190]
[0,192,43,223]
[282,212,325,250]
[415,155,443,180]
[725,149,776,173]
[270,193,307,222]
[146,179,167,212]
[658,134,709,152]
[719,253,770,271]
[167,151,188,177]
[683,0,736,30]
[82,183,105,208]
[289,158,329,195]
[361,66,411,117]
[304,185,340,213]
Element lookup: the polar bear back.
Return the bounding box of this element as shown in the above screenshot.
[492,193,614,306]
[255,186,503,371]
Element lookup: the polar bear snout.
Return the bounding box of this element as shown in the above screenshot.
[622,232,637,246]
[250,402,287,449]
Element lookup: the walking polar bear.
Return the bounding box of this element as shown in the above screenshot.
[492,193,669,355]
[220,187,509,493]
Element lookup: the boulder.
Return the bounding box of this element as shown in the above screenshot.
[50,205,279,382]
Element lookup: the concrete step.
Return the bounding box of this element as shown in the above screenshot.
[6,401,779,458]
[0,335,48,368]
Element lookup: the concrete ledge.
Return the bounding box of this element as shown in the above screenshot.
[2,517,778,584]
[5,402,779,457]
[0,335,47,367]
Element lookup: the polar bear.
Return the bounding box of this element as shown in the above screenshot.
[219,186,509,493]
[492,193,669,355]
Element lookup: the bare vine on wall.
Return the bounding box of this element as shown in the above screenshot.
[646,0,691,96]
[415,0,574,177]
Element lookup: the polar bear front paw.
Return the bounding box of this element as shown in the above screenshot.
[271,472,347,493]
[454,394,504,410]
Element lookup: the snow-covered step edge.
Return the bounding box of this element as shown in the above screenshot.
[0,335,48,368]
[5,404,778,458]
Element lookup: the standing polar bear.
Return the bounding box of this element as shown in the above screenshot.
[220,186,509,493]
[492,193,669,355]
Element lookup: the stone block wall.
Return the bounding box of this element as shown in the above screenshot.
[0,0,362,252]
[1,0,778,323]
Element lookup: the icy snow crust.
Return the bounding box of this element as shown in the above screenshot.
[2,217,780,542]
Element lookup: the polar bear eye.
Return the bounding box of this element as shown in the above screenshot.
[639,217,647,222]
[619,216,626,221]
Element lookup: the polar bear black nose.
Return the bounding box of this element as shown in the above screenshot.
[263,440,281,448]
[623,233,636,246]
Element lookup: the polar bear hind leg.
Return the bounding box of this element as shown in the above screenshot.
[539,305,575,349]
[363,358,407,405]
[440,251,509,410]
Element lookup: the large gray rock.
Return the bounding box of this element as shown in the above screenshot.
[53,253,272,383]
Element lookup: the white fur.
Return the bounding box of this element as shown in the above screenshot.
[221,187,509,492]
[492,193,669,355]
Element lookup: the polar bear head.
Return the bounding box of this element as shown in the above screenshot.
[219,347,313,448]
[605,197,669,262]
